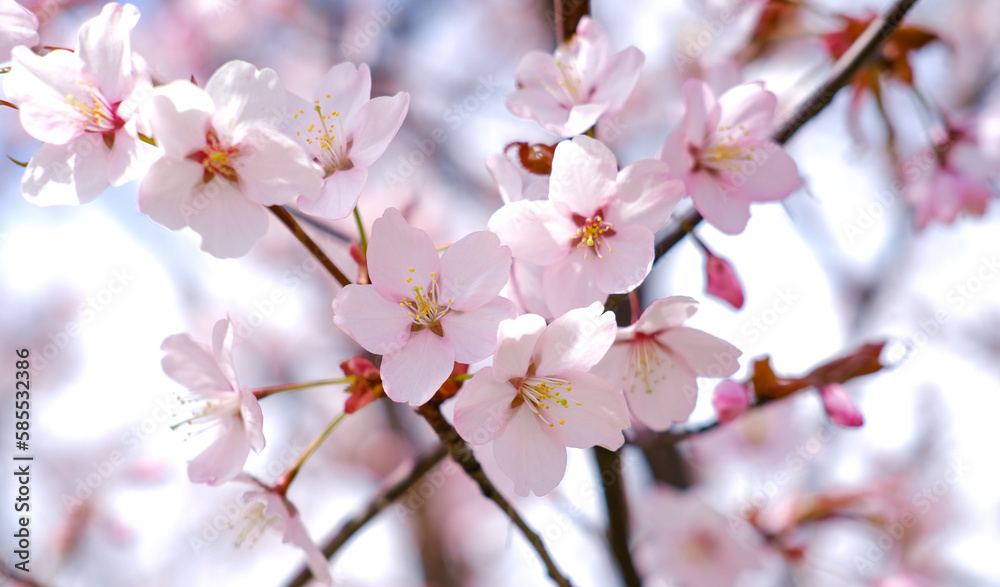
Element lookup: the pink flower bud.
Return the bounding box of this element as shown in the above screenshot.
[712,379,751,423]
[818,384,864,427]
[705,251,745,309]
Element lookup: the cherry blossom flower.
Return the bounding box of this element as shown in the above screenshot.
[160,318,264,485]
[818,383,864,427]
[903,121,996,230]
[237,489,333,585]
[592,296,741,430]
[713,379,751,423]
[4,3,153,205]
[505,16,644,137]
[289,62,409,219]
[0,0,38,60]
[453,303,629,496]
[635,487,762,586]
[332,208,516,407]
[657,78,802,234]
[138,60,323,258]
[490,135,684,315]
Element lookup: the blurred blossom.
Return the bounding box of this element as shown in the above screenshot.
[702,243,745,309]
[238,489,333,585]
[505,16,645,137]
[712,378,751,423]
[0,0,38,60]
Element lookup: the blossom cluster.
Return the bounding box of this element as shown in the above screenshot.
[2,1,986,585]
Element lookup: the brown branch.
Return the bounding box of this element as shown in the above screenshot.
[417,403,573,587]
[285,444,449,587]
[268,205,352,287]
[593,448,641,587]
[651,0,923,264]
[553,0,590,45]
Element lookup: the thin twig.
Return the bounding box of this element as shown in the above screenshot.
[285,444,449,587]
[417,403,573,587]
[651,0,922,264]
[553,0,590,44]
[267,205,352,287]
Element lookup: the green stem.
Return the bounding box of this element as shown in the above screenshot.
[353,207,368,253]
[253,377,355,400]
[275,411,348,493]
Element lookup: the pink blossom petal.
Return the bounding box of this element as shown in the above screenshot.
[349,92,409,167]
[5,46,88,144]
[439,231,512,310]
[542,256,605,316]
[453,367,518,445]
[488,199,574,264]
[313,62,372,126]
[819,384,864,427]
[205,61,285,132]
[504,89,574,136]
[76,2,140,101]
[535,302,615,376]
[680,78,719,142]
[508,259,552,318]
[563,102,609,136]
[568,17,610,84]
[439,297,517,363]
[657,327,741,378]
[491,314,547,381]
[211,318,239,388]
[493,405,567,496]
[592,223,654,294]
[160,333,233,395]
[621,347,700,430]
[106,129,142,186]
[187,417,251,485]
[717,82,776,137]
[236,128,323,204]
[145,81,213,159]
[185,181,270,258]
[590,46,644,114]
[611,159,684,231]
[486,154,525,204]
[331,284,412,354]
[712,379,751,423]
[22,138,110,206]
[634,296,699,335]
[367,208,442,303]
[656,130,695,180]
[0,0,38,60]
[238,387,265,453]
[137,158,204,230]
[253,492,334,585]
[543,371,628,450]
[297,165,367,220]
[549,136,617,213]
[690,171,752,235]
[730,139,802,201]
[380,329,456,406]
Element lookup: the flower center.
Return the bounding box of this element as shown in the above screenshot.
[399,267,451,336]
[694,124,755,174]
[626,333,667,395]
[571,211,616,260]
[553,57,583,102]
[65,81,125,135]
[187,130,240,184]
[294,98,353,176]
[510,372,581,428]
[169,391,241,437]
[680,529,719,563]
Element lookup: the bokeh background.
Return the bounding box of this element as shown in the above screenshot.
[2,0,1000,585]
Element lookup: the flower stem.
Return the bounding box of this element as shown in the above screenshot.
[268,205,352,287]
[252,377,355,400]
[352,207,368,253]
[275,411,348,494]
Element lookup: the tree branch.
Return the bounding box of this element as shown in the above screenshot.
[651,0,922,263]
[285,444,449,587]
[268,205,352,287]
[417,403,574,587]
[593,448,641,587]
[553,0,590,44]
